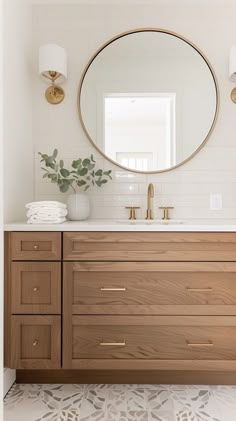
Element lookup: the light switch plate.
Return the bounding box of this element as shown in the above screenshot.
[210,194,222,210]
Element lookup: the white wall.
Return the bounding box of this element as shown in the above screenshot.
[33,2,236,222]
[3,0,34,394]
[4,0,34,223]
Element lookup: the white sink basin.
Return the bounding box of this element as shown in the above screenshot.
[117,219,183,225]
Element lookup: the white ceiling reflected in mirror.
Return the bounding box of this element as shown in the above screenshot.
[78,29,218,173]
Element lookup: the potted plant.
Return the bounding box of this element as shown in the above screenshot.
[39,149,112,220]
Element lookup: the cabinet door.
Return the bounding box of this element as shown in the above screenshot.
[64,261,236,316]
[63,232,236,261]
[11,232,61,260]
[11,262,61,314]
[11,315,61,369]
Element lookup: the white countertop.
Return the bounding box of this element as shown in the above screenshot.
[4,220,236,232]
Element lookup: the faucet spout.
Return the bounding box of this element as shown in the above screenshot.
[145,183,154,220]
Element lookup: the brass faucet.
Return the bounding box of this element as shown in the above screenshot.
[145,183,154,220]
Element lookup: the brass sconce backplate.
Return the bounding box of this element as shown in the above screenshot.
[45,86,65,104]
[231,87,236,103]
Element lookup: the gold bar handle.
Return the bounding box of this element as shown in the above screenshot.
[33,339,39,347]
[99,341,126,346]
[186,287,213,292]
[187,341,213,347]
[100,287,127,291]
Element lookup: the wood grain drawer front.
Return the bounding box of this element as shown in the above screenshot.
[11,232,61,260]
[64,262,236,315]
[63,232,236,261]
[71,316,236,361]
[10,315,61,369]
[11,262,61,314]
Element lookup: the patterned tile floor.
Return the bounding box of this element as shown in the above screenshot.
[4,383,236,421]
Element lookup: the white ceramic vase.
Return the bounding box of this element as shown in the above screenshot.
[66,192,90,221]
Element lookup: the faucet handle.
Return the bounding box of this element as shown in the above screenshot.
[159,206,174,221]
[125,206,140,220]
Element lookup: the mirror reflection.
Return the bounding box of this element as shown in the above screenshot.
[79,30,218,173]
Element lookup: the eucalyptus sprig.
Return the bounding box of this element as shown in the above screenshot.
[39,149,112,193]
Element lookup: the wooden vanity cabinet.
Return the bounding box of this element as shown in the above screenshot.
[5,232,62,370]
[5,230,236,383]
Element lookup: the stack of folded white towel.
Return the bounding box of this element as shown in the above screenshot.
[26,201,68,224]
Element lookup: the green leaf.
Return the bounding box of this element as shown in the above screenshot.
[43,173,48,179]
[72,159,82,169]
[77,167,88,176]
[91,154,95,163]
[40,153,48,160]
[59,160,64,169]
[82,158,91,167]
[76,180,87,187]
[84,185,90,191]
[47,174,57,182]
[59,183,70,193]
[60,168,70,177]
[95,169,103,176]
[48,162,55,170]
[47,156,54,164]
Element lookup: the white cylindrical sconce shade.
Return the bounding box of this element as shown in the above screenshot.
[39,44,67,82]
[229,46,236,82]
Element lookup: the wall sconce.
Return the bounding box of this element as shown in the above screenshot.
[229,46,236,103]
[39,44,67,105]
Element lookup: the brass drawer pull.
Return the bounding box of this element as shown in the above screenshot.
[187,341,213,347]
[33,245,39,250]
[99,341,126,346]
[100,287,127,291]
[33,339,39,347]
[186,287,213,292]
[33,287,39,292]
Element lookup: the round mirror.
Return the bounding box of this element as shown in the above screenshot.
[78,29,218,173]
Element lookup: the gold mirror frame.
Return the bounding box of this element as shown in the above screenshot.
[78,28,219,174]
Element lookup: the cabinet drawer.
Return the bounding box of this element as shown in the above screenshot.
[64,262,236,315]
[63,232,236,261]
[11,262,61,314]
[10,315,61,369]
[71,316,236,361]
[11,232,61,260]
